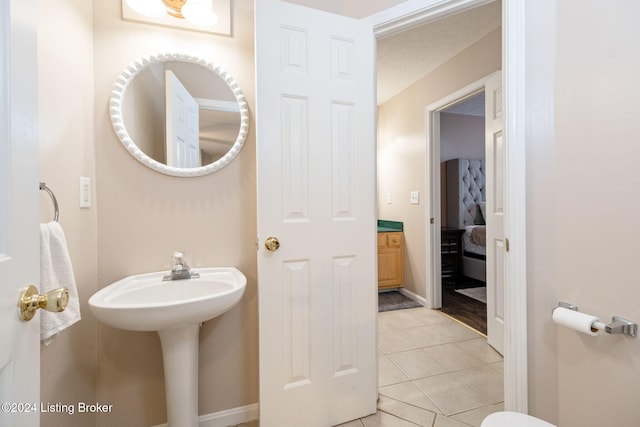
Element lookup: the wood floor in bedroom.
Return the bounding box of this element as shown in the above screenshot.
[440,277,487,335]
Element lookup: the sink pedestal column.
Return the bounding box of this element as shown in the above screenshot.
[158,324,200,427]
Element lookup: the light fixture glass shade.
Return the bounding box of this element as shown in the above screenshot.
[181,0,218,27]
[125,0,167,17]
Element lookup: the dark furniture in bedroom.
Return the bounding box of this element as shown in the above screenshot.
[443,158,487,283]
[441,228,465,288]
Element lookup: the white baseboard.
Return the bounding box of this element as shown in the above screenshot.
[398,287,427,307]
[152,403,259,427]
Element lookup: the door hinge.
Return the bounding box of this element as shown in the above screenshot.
[430,218,435,224]
[505,238,510,252]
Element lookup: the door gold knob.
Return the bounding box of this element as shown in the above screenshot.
[18,285,69,322]
[264,236,280,252]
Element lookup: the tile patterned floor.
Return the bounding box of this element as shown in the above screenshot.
[236,306,503,427]
[349,306,504,427]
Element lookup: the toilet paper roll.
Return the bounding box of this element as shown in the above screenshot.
[552,307,604,336]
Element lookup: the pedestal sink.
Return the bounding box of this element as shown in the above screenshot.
[88,267,246,427]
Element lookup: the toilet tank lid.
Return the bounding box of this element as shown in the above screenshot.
[481,411,556,427]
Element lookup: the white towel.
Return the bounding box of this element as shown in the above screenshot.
[40,221,81,344]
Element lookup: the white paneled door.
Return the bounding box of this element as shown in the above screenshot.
[0,0,41,426]
[485,71,505,355]
[165,70,201,168]
[255,1,377,425]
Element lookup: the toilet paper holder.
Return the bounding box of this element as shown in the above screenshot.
[556,302,637,338]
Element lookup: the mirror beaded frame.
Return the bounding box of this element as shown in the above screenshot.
[110,51,249,177]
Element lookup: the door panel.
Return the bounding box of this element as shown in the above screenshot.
[0,0,40,425]
[165,70,200,167]
[255,1,377,425]
[485,71,504,354]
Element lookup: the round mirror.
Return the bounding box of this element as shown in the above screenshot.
[110,52,249,177]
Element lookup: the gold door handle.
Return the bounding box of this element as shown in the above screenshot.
[264,236,280,252]
[18,285,69,321]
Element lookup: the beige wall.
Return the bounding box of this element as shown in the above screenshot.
[524,0,559,421]
[37,1,98,426]
[92,1,257,426]
[124,66,165,163]
[377,28,501,299]
[527,1,640,425]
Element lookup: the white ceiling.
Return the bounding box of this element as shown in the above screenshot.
[376,1,501,104]
[443,92,485,116]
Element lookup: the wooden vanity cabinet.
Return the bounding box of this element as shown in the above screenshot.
[377,232,404,289]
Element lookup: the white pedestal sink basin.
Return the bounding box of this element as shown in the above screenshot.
[89,267,246,427]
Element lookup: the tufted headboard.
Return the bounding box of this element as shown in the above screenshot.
[445,158,486,229]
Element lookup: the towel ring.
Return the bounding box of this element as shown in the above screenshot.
[39,182,59,222]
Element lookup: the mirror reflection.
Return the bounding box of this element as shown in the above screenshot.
[122,61,242,168]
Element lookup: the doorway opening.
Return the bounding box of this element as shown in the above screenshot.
[435,90,488,335]
[423,69,504,353]
[378,2,502,422]
[376,70,504,422]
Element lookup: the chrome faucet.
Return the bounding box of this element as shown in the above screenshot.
[163,251,200,281]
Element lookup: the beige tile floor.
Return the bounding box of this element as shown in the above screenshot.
[236,306,503,427]
[340,306,504,427]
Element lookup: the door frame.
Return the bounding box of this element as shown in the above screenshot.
[424,77,489,310]
[369,0,528,414]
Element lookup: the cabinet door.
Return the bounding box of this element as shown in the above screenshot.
[377,232,403,289]
[387,233,402,247]
[377,233,388,249]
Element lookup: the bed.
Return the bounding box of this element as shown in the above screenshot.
[444,158,486,282]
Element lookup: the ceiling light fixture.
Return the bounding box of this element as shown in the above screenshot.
[125,0,218,27]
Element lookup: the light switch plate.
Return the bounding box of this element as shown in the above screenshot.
[79,176,91,208]
[410,191,419,205]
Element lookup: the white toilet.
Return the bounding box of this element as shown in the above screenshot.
[481,411,557,427]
